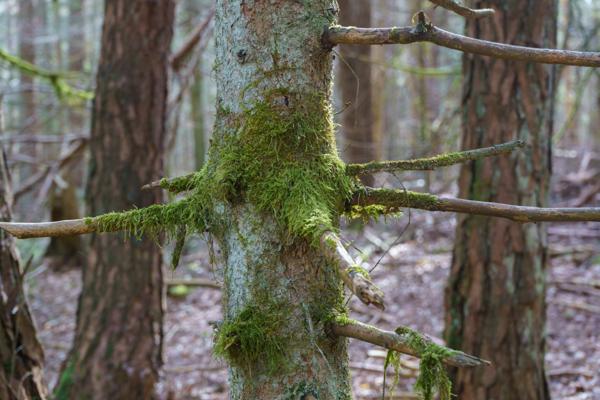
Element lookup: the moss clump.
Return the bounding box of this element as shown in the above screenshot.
[207,89,355,244]
[395,326,453,400]
[214,302,288,375]
[84,89,355,252]
[347,265,370,279]
[345,204,403,223]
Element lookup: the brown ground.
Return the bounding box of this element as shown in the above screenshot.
[25,154,600,399]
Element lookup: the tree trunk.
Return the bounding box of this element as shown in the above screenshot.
[211,1,351,398]
[338,0,379,185]
[45,0,85,270]
[0,136,47,398]
[54,1,174,399]
[444,1,556,399]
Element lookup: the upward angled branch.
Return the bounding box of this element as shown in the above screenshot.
[324,15,600,67]
[346,139,525,175]
[429,0,494,19]
[352,188,600,223]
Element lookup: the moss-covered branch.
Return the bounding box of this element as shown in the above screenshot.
[351,188,600,222]
[0,48,93,102]
[346,140,525,175]
[429,0,495,19]
[321,232,385,310]
[141,172,199,193]
[329,318,489,368]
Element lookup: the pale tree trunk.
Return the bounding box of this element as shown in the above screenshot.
[444,1,556,399]
[54,1,174,399]
[338,0,379,185]
[212,1,351,398]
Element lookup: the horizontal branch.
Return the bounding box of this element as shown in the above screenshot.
[142,172,196,193]
[330,319,490,368]
[0,219,95,239]
[346,140,525,175]
[429,0,494,18]
[321,232,385,310]
[324,19,600,67]
[352,188,600,223]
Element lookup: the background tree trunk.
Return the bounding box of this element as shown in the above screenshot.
[444,1,556,399]
[54,1,174,398]
[45,0,85,270]
[0,108,47,399]
[212,1,351,398]
[338,0,380,185]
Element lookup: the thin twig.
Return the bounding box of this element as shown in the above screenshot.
[428,0,494,18]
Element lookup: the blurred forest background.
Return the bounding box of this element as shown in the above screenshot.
[0,0,599,399]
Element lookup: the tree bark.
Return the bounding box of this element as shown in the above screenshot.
[212,1,351,398]
[54,1,174,399]
[444,1,556,399]
[338,0,379,185]
[0,120,47,399]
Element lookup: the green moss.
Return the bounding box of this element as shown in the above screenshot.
[347,265,370,279]
[53,360,75,400]
[213,301,288,375]
[345,204,402,223]
[353,189,440,213]
[395,326,453,400]
[85,89,355,251]
[207,89,355,244]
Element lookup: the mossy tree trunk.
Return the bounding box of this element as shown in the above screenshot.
[444,1,556,399]
[0,127,47,399]
[210,1,351,398]
[55,1,175,399]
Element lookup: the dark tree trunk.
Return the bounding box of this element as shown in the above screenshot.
[55,1,175,399]
[337,0,379,184]
[0,144,47,399]
[444,1,556,399]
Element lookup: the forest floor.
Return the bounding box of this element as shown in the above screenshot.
[27,217,600,399]
[26,155,600,400]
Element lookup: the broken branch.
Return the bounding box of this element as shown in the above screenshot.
[351,188,600,222]
[321,232,385,310]
[0,219,95,239]
[346,140,524,175]
[330,319,490,368]
[324,21,600,67]
[429,0,494,19]
[141,172,197,193]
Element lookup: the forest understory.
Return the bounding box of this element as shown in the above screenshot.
[25,153,600,400]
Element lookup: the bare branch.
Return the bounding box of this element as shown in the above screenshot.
[0,219,95,239]
[429,0,494,19]
[330,319,490,368]
[346,140,525,175]
[324,18,600,67]
[170,8,215,71]
[352,188,600,223]
[321,232,385,310]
